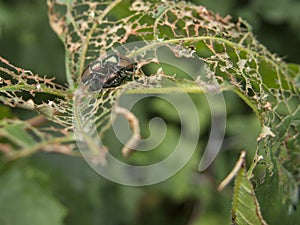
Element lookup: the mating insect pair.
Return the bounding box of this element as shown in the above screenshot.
[81,53,137,91]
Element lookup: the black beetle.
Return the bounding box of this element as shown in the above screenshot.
[81,53,137,91]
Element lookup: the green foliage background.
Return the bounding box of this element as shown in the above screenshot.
[0,0,299,225]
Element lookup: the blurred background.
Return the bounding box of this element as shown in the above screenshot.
[0,0,299,224]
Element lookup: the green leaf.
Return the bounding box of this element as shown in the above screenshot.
[0,105,12,119]
[0,165,67,225]
[0,119,76,160]
[2,123,36,147]
[255,168,300,224]
[232,158,268,225]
